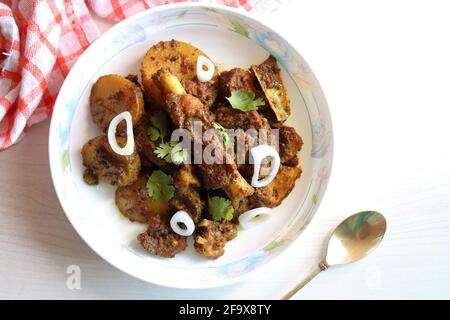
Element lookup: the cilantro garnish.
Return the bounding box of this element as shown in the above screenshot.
[154,141,188,165]
[148,127,160,141]
[170,142,189,165]
[148,112,170,141]
[213,122,234,149]
[146,170,175,202]
[225,89,265,112]
[208,196,234,221]
[154,141,175,162]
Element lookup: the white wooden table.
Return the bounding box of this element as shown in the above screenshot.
[1,0,450,299]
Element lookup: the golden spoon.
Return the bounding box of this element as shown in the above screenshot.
[282,211,387,300]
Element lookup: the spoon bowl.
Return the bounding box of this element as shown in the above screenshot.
[325,211,387,266]
[283,211,387,299]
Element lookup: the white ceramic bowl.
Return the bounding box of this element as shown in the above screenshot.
[49,3,333,289]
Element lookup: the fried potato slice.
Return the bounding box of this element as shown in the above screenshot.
[90,74,144,132]
[141,39,217,107]
[252,56,290,123]
[81,135,141,187]
[249,165,301,208]
[115,174,170,223]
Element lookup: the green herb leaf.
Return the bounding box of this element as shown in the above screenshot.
[154,141,188,164]
[147,127,161,141]
[154,141,176,163]
[225,89,265,112]
[170,143,189,165]
[148,112,170,141]
[208,196,234,221]
[213,122,234,149]
[146,170,175,202]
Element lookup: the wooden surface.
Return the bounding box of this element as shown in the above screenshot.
[1,0,450,299]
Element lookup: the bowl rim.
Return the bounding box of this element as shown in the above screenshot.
[48,2,334,289]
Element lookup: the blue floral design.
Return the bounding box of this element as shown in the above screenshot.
[252,31,301,74]
[217,252,266,278]
[57,94,79,149]
[112,24,147,48]
[311,120,331,158]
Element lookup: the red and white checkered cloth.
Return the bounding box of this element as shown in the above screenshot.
[0,0,283,150]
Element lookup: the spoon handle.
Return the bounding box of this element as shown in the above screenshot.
[281,261,329,300]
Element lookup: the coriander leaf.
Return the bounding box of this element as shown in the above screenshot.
[150,112,169,137]
[148,112,170,141]
[225,89,265,112]
[208,196,234,221]
[146,170,175,202]
[148,127,160,141]
[154,141,188,164]
[171,143,189,165]
[154,141,176,163]
[213,122,234,149]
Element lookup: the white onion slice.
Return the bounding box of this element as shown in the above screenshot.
[250,144,281,188]
[170,210,195,237]
[196,56,215,83]
[107,111,134,156]
[239,207,272,230]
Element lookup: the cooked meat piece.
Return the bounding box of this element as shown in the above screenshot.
[137,215,187,258]
[82,168,98,185]
[164,93,234,189]
[224,172,255,209]
[90,74,144,133]
[134,112,175,169]
[215,104,277,179]
[279,126,303,165]
[198,159,235,190]
[218,68,263,99]
[283,155,299,167]
[182,79,218,109]
[236,164,254,181]
[214,104,270,130]
[81,135,140,187]
[238,162,274,182]
[194,219,238,259]
[115,174,170,223]
[170,165,205,223]
[249,166,302,208]
[214,103,276,150]
[125,74,140,87]
[164,93,212,129]
[155,70,254,206]
[168,98,255,205]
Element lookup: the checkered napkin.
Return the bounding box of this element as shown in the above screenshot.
[0,0,284,150]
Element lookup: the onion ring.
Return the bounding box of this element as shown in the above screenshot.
[196,56,215,83]
[170,210,195,236]
[239,207,272,229]
[107,111,134,156]
[250,144,281,187]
